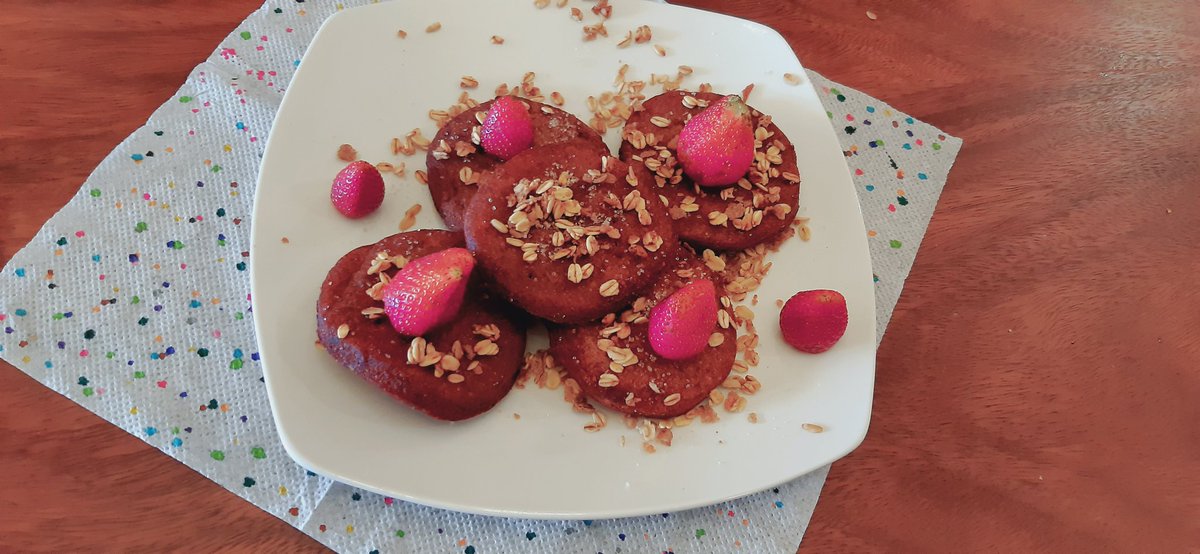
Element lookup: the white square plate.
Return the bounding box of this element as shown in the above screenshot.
[251,0,875,519]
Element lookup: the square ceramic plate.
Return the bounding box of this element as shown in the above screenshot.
[251,0,875,519]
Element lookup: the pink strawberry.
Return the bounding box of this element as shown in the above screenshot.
[779,289,848,354]
[648,279,719,360]
[480,96,534,161]
[382,248,476,336]
[676,95,756,187]
[330,160,385,219]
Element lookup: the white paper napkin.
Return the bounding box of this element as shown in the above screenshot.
[0,1,961,552]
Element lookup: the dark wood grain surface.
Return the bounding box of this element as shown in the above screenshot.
[2,0,1198,551]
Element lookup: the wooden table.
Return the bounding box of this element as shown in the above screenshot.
[2,0,1198,551]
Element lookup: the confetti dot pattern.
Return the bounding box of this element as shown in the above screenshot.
[0,2,960,552]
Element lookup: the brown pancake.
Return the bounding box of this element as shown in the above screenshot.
[463,141,680,324]
[549,246,736,418]
[316,230,525,421]
[427,97,605,231]
[618,90,801,251]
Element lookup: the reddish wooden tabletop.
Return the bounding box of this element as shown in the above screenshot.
[2,0,1199,551]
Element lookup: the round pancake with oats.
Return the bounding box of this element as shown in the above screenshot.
[618,90,801,251]
[549,246,737,419]
[316,230,526,421]
[463,141,679,324]
[427,97,605,231]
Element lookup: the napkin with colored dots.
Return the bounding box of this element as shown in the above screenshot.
[0,1,961,552]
